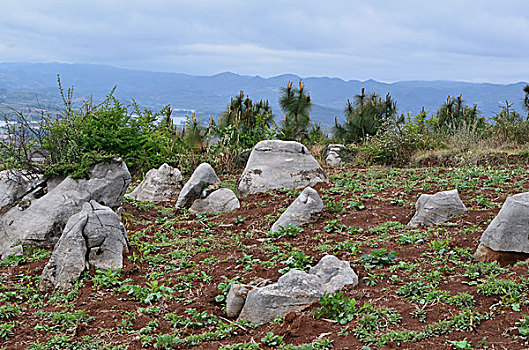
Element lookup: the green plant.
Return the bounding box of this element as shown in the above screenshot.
[449,339,473,349]
[267,224,304,239]
[260,332,284,347]
[92,269,122,289]
[359,248,397,269]
[0,304,21,320]
[324,219,347,233]
[279,251,314,274]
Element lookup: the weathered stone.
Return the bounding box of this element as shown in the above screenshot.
[39,200,127,292]
[238,269,325,325]
[226,284,252,318]
[323,144,352,167]
[270,187,323,232]
[0,159,131,258]
[479,192,529,253]
[0,170,36,209]
[309,255,358,293]
[408,189,467,227]
[189,188,240,214]
[238,140,328,195]
[127,163,184,202]
[175,163,220,209]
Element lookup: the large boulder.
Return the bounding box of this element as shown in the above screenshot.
[408,189,467,227]
[0,170,37,209]
[238,140,328,195]
[323,144,352,167]
[237,255,357,324]
[127,163,184,202]
[474,192,529,262]
[0,159,131,259]
[308,255,358,293]
[189,188,240,214]
[238,269,324,325]
[175,163,220,209]
[270,187,323,232]
[40,200,127,292]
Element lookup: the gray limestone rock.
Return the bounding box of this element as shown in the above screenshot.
[323,144,352,167]
[226,284,252,318]
[39,200,127,292]
[309,255,358,293]
[238,269,324,325]
[175,163,221,209]
[0,159,131,258]
[0,170,37,209]
[270,187,323,232]
[479,192,529,253]
[238,140,328,195]
[189,188,240,214]
[127,163,184,202]
[408,189,467,227]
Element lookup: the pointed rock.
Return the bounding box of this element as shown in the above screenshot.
[175,163,220,209]
[127,163,184,202]
[271,187,323,232]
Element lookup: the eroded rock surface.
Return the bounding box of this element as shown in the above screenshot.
[238,140,328,195]
[0,159,131,258]
[238,255,357,324]
[189,188,240,214]
[408,189,467,227]
[323,144,351,166]
[39,200,127,292]
[127,163,184,202]
[0,170,37,209]
[271,187,323,232]
[175,163,220,209]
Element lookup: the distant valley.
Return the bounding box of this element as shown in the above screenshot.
[0,62,527,127]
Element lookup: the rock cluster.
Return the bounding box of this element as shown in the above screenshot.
[127,163,184,202]
[238,140,328,195]
[175,163,240,214]
[408,189,467,227]
[0,159,131,259]
[230,255,358,324]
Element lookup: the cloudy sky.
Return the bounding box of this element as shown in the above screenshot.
[1,0,528,83]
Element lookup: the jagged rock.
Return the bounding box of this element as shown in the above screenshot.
[226,284,252,318]
[270,187,323,232]
[0,159,131,259]
[308,255,358,293]
[0,170,37,209]
[39,200,127,292]
[237,255,358,324]
[238,140,328,195]
[189,188,240,214]
[323,144,351,166]
[127,163,184,202]
[238,269,324,325]
[175,163,220,209]
[408,189,467,227]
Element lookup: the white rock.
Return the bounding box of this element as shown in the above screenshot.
[408,189,467,227]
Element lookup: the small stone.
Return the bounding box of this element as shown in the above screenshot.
[189,188,240,214]
[226,284,251,318]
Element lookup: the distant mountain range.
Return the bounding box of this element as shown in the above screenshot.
[0,62,527,127]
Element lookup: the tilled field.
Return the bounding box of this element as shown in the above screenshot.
[2,164,529,349]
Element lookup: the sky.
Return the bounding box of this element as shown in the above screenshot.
[1,0,528,83]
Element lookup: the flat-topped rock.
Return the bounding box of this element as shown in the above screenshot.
[238,140,328,195]
[127,163,184,202]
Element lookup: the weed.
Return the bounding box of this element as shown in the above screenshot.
[261,332,284,347]
[359,248,397,269]
[267,224,304,239]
